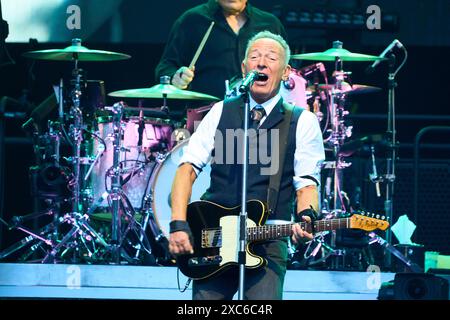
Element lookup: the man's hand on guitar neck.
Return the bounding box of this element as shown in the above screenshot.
[291,215,314,245]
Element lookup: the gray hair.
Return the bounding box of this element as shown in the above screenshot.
[244,31,291,66]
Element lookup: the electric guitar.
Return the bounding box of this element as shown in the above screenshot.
[177,200,389,280]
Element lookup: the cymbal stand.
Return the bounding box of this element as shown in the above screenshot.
[70,57,83,213]
[160,76,170,113]
[105,101,125,263]
[322,56,354,270]
[41,51,109,263]
[325,60,353,215]
[102,102,155,264]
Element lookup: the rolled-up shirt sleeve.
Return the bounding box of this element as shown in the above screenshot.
[293,110,325,190]
[178,101,223,176]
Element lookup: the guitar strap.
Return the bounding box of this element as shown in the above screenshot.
[266,102,303,216]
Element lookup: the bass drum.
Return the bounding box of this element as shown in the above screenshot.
[150,139,212,237]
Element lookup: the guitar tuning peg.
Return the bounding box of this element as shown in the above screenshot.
[376,214,380,219]
[371,213,375,218]
[381,216,386,220]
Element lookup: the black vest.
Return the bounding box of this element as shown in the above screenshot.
[201,95,303,221]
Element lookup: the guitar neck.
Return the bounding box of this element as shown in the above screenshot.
[247,218,351,242]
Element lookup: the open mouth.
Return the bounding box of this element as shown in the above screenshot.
[255,73,269,83]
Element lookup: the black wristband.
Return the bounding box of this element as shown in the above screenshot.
[170,220,194,244]
[298,207,318,220]
[298,207,318,234]
[170,220,192,234]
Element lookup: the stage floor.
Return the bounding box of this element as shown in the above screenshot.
[0,263,395,300]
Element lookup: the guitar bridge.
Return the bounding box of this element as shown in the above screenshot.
[201,228,222,248]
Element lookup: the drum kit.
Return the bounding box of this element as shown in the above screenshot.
[0,38,219,265]
[1,38,399,270]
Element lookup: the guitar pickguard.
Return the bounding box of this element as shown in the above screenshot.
[219,215,262,268]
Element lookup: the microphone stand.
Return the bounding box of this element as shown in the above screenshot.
[383,53,398,269]
[237,89,251,300]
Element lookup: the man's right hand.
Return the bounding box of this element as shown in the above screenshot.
[171,66,195,89]
[169,231,194,256]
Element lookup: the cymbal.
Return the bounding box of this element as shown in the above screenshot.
[308,83,382,95]
[339,134,385,157]
[124,106,185,119]
[22,38,131,61]
[291,41,384,62]
[108,84,220,101]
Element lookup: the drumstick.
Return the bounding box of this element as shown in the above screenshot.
[189,21,215,69]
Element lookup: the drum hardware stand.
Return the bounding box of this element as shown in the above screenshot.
[0,209,56,260]
[321,52,356,269]
[102,101,155,264]
[40,46,109,263]
[159,76,170,114]
[325,56,354,213]
[132,194,155,261]
[103,101,125,263]
[367,232,422,273]
[41,211,110,263]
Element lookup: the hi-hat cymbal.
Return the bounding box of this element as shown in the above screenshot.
[308,82,382,95]
[291,40,385,62]
[108,84,220,101]
[22,38,131,61]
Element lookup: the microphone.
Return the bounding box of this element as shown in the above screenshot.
[239,70,268,93]
[366,39,403,74]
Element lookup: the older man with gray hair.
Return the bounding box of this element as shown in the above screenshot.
[169,31,325,300]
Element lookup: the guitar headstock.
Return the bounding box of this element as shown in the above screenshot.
[349,212,390,231]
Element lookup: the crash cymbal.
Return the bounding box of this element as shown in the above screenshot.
[291,40,385,62]
[108,84,220,101]
[308,83,382,95]
[22,38,131,61]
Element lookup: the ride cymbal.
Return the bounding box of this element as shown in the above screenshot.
[22,38,131,62]
[108,84,220,101]
[291,40,385,62]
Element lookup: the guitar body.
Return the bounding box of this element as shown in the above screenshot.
[177,200,268,280]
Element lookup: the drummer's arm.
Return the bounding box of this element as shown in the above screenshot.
[155,16,190,84]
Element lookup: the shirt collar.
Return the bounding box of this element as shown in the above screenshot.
[249,93,282,117]
[206,0,252,18]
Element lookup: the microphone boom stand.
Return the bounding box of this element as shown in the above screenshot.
[237,89,251,300]
[383,53,398,269]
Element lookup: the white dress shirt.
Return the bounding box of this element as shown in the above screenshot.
[180,93,325,191]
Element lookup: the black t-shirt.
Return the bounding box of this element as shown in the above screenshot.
[155,0,287,100]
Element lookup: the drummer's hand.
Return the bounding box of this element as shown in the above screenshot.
[169,231,194,256]
[171,66,195,89]
[291,216,314,245]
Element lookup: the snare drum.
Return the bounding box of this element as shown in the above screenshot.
[87,116,175,210]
